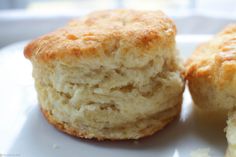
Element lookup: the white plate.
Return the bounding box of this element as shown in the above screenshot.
[0,35,228,157]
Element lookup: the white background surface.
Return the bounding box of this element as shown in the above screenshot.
[0,36,229,157]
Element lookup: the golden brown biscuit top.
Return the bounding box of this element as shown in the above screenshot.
[24,10,176,61]
[185,24,236,85]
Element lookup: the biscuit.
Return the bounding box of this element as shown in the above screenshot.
[24,10,184,140]
[185,25,236,110]
[226,111,236,157]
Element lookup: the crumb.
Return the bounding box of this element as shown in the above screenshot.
[190,148,211,157]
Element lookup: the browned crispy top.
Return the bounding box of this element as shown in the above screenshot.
[185,24,236,86]
[24,10,176,61]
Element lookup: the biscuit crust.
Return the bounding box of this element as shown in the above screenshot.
[185,25,236,109]
[24,10,176,61]
[186,25,236,82]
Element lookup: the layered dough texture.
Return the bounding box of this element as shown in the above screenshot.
[33,47,184,139]
[25,10,184,139]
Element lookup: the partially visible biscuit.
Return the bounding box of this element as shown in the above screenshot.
[226,111,236,157]
[185,24,236,110]
[25,10,184,140]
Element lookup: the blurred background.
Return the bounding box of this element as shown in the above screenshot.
[0,0,236,48]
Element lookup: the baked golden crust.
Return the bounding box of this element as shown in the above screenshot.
[185,24,236,110]
[24,10,176,61]
[184,25,236,156]
[185,24,236,86]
